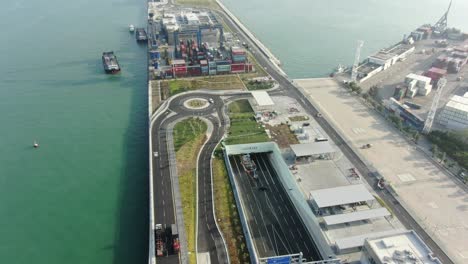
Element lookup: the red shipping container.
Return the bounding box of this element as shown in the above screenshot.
[231,63,246,73]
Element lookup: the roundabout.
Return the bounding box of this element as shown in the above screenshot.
[183,98,210,110]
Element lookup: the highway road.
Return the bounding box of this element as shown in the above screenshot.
[151,93,229,264]
[229,153,321,261]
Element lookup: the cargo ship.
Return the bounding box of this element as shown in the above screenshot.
[102,51,121,74]
[241,154,258,179]
[135,28,148,42]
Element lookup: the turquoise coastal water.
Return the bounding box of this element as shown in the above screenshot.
[222,0,468,78]
[0,0,148,263]
[1,0,467,264]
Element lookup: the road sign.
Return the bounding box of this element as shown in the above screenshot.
[267,256,291,264]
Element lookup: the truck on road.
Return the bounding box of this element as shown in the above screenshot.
[155,224,165,257]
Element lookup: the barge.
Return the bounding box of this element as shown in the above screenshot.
[102,51,121,74]
[135,28,148,42]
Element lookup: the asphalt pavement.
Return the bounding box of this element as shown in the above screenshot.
[151,93,228,264]
[229,153,321,261]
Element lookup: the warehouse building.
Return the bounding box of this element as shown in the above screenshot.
[308,184,376,215]
[438,94,468,130]
[361,230,442,264]
[290,142,336,162]
[367,43,415,70]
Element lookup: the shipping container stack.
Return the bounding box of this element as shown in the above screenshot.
[424,67,447,84]
[231,47,247,73]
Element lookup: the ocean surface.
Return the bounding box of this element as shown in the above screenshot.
[221,0,468,78]
[0,0,467,264]
[0,0,148,263]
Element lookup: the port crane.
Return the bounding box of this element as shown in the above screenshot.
[422,78,447,134]
[432,0,452,33]
[351,40,364,82]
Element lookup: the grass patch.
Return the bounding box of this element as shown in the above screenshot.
[164,75,245,97]
[289,115,309,122]
[266,124,299,148]
[187,99,208,108]
[213,155,250,263]
[228,99,253,114]
[175,0,220,9]
[245,80,274,91]
[373,195,394,217]
[224,100,269,145]
[174,118,208,263]
[173,118,207,151]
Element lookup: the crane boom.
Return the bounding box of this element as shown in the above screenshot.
[351,40,364,82]
[422,78,447,134]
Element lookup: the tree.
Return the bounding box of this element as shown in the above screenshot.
[432,144,439,158]
[369,85,379,97]
[355,86,362,94]
[441,152,447,164]
[413,132,421,143]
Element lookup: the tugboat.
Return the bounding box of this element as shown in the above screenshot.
[129,24,135,33]
[241,154,258,179]
[33,140,39,148]
[102,51,121,74]
[135,28,148,42]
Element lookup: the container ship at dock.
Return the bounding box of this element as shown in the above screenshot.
[102,51,121,74]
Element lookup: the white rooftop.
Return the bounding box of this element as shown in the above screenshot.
[336,229,405,251]
[446,95,468,112]
[364,230,442,264]
[406,73,431,83]
[290,142,335,157]
[310,184,375,208]
[322,207,390,226]
[251,91,274,106]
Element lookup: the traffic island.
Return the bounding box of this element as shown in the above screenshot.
[173,118,208,263]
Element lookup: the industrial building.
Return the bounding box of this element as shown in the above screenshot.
[290,142,336,162]
[361,230,442,264]
[368,43,415,70]
[355,42,415,82]
[146,7,254,79]
[437,94,468,130]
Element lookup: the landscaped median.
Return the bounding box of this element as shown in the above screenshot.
[173,118,208,264]
[212,152,250,263]
[224,99,269,145]
[211,99,270,263]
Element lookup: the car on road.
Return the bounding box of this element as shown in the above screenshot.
[316,113,322,118]
[302,122,310,127]
[258,186,268,192]
[153,152,158,157]
[208,98,214,104]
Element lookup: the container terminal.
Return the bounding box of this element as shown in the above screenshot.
[334,0,468,133]
[146,0,463,263]
[146,4,254,79]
